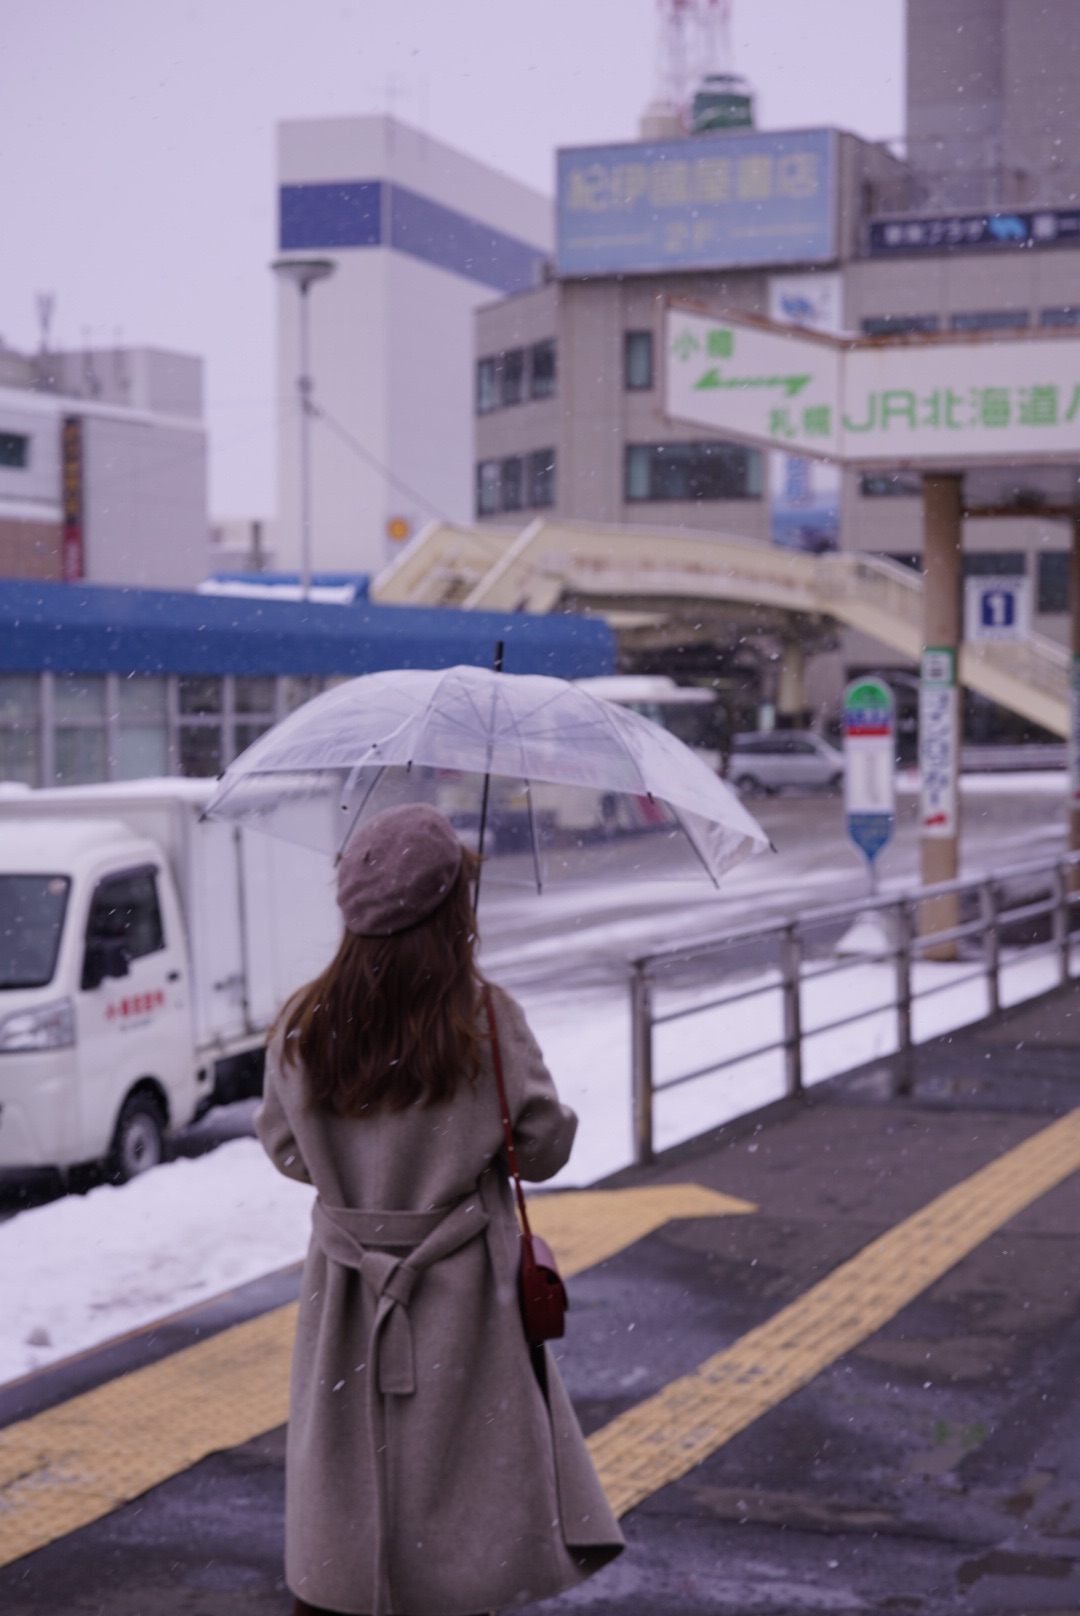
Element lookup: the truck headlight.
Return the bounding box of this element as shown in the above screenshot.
[0,999,76,1053]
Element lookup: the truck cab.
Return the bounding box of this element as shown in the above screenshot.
[0,817,199,1179]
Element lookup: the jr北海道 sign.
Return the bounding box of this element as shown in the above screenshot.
[665,307,1080,466]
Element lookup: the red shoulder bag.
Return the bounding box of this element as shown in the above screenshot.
[484,992,568,1345]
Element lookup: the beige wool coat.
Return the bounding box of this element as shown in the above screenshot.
[256,984,624,1616]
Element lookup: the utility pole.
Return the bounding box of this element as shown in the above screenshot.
[271,257,335,600]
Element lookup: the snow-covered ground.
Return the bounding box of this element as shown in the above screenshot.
[2,779,1073,1387]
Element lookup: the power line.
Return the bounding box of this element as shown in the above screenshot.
[308,399,450,523]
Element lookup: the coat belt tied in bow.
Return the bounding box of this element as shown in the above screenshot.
[311,1192,491,1615]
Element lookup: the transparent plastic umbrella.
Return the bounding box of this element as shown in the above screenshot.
[204,665,770,890]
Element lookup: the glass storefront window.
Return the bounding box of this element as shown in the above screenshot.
[179,677,223,716]
[116,728,168,779]
[179,727,223,777]
[235,676,275,715]
[55,674,105,722]
[0,674,38,726]
[0,729,38,787]
[118,675,167,721]
[235,720,273,754]
[55,727,107,785]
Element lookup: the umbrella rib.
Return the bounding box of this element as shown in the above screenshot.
[336,764,388,860]
[661,799,722,889]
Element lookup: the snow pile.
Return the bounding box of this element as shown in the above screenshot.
[3,1139,315,1384]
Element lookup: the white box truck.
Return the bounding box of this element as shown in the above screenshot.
[0,780,341,1181]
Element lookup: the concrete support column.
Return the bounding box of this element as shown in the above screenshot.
[919,473,963,955]
[776,637,807,729]
[1069,515,1080,878]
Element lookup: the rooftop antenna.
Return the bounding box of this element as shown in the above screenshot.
[656,0,731,127]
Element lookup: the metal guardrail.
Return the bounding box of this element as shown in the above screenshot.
[629,852,1080,1164]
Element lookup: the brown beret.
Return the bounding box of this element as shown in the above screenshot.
[337,804,464,937]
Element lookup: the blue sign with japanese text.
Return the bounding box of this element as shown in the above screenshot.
[556,129,836,277]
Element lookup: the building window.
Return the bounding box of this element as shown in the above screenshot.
[502,456,524,511]
[530,340,556,399]
[949,310,1030,332]
[477,460,501,516]
[1040,307,1080,328]
[54,674,107,785]
[476,358,499,415]
[963,552,1026,577]
[625,331,654,390]
[177,675,223,777]
[502,349,526,406]
[0,673,39,785]
[1038,551,1069,613]
[0,432,29,469]
[625,442,762,503]
[861,315,939,336]
[530,449,556,508]
[116,675,167,779]
[860,471,922,497]
[234,675,276,755]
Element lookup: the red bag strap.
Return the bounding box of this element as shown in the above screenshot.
[484,990,533,1243]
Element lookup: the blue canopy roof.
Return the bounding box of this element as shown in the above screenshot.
[0,580,614,680]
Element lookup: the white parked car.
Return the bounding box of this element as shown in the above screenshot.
[726,731,845,796]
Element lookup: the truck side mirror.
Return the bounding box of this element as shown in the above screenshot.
[82,938,131,991]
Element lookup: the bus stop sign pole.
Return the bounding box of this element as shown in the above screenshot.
[843,675,895,897]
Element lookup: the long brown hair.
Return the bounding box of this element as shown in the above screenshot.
[277,847,487,1115]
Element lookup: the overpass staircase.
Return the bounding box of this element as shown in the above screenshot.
[371,518,1071,737]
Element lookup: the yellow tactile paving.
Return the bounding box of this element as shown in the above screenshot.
[588,1107,1080,1517]
[0,1181,745,1568]
[0,1304,296,1568]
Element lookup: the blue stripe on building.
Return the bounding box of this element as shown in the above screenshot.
[0,581,614,680]
[278,181,547,294]
[279,182,382,251]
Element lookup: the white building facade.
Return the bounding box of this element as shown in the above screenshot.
[275,116,552,576]
[0,345,209,589]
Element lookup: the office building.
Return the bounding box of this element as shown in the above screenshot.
[275,115,552,577]
[906,0,1080,211]
[472,99,1080,730]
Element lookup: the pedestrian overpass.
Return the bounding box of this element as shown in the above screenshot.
[371,518,1070,736]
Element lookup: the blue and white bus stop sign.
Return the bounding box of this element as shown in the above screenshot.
[843,676,896,888]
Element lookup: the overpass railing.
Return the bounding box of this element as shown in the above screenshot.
[629,851,1080,1164]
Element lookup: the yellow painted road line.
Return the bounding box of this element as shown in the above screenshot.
[0,1182,745,1569]
[588,1107,1080,1517]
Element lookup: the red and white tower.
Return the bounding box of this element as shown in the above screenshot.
[655,0,733,126]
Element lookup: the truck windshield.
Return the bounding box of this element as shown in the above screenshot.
[0,875,71,989]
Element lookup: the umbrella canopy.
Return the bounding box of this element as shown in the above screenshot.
[205,665,769,888]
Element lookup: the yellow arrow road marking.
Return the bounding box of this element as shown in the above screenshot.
[529,1182,755,1277]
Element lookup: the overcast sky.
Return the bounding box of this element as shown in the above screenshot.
[1,0,904,520]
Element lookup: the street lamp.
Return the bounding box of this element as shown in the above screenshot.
[271,256,336,599]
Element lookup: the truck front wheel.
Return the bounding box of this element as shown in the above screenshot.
[108,1091,166,1183]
